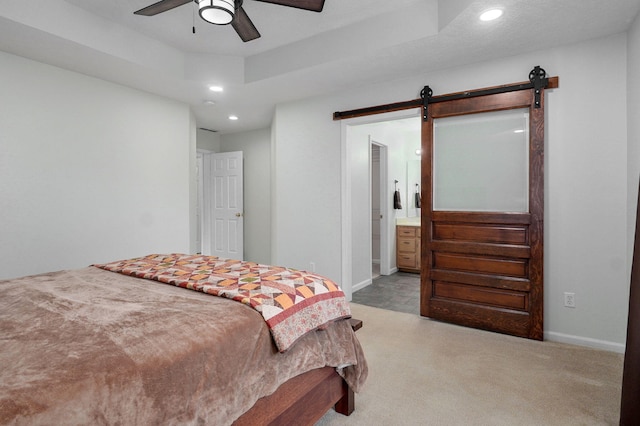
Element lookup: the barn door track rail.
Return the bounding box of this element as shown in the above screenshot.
[333,66,558,122]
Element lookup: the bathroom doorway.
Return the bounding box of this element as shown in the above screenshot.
[341,112,421,308]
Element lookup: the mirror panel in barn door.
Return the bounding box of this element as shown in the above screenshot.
[433,109,529,212]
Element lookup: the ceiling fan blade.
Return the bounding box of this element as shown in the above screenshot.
[232,7,261,42]
[254,0,325,13]
[134,0,192,16]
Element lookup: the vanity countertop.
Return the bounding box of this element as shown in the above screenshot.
[396,218,421,227]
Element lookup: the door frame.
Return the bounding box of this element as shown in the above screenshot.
[340,110,413,298]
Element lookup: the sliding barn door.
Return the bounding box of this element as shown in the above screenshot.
[421,89,544,340]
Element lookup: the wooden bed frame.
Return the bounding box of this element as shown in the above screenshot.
[234,367,354,425]
[234,318,362,425]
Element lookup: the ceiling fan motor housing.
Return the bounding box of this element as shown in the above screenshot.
[198,0,243,25]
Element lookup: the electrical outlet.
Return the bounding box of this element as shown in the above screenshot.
[564,292,576,308]
[309,262,315,272]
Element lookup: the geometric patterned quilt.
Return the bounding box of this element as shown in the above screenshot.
[94,253,352,352]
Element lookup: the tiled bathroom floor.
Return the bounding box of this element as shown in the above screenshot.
[351,272,420,315]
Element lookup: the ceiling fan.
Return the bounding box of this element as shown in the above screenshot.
[134,0,325,42]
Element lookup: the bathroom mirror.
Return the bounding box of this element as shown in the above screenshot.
[407,159,421,218]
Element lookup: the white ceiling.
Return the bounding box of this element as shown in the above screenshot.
[1,0,639,134]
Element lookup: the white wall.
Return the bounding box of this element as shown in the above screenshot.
[0,51,194,279]
[628,12,640,272]
[542,35,628,351]
[273,33,630,351]
[272,101,342,281]
[220,128,272,265]
[196,129,221,152]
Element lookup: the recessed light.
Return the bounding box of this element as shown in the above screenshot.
[228,115,238,121]
[209,85,223,92]
[480,9,503,21]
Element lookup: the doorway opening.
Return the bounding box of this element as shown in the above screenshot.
[341,111,421,311]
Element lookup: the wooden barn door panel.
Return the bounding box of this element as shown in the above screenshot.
[421,88,544,340]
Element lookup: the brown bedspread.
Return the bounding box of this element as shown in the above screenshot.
[0,267,367,425]
[95,253,352,352]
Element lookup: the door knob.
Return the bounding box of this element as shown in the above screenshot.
[235,212,243,217]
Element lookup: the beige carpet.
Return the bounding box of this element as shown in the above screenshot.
[317,303,624,426]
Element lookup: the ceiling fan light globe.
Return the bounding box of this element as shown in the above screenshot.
[199,0,235,25]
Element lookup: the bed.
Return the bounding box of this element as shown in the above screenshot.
[0,254,367,425]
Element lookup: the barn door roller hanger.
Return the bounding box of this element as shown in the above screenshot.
[420,66,549,121]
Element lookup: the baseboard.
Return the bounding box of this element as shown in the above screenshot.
[545,331,626,354]
[352,278,372,293]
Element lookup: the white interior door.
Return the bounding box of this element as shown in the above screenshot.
[202,151,243,260]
